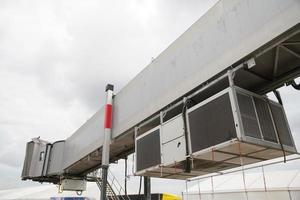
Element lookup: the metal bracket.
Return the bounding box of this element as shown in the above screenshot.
[287,79,300,90]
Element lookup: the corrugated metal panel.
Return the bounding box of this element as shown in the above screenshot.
[269,104,294,147]
[236,93,261,139]
[188,93,237,153]
[136,129,161,171]
[253,97,277,143]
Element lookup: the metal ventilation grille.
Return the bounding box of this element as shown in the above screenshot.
[136,129,161,172]
[270,104,293,147]
[188,93,237,153]
[253,97,278,143]
[236,93,261,139]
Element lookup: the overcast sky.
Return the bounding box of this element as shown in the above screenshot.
[0,0,299,197]
[0,0,221,192]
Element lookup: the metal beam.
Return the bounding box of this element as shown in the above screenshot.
[257,66,300,94]
[280,45,300,59]
[273,46,280,78]
[136,72,230,131]
[188,155,300,182]
[282,41,300,45]
[255,28,300,58]
[246,69,272,82]
[136,64,247,137]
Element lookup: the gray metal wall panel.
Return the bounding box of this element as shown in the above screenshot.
[62,0,300,171]
[42,144,51,176]
[21,142,34,178]
[28,142,47,177]
[47,141,65,175]
[63,108,105,169]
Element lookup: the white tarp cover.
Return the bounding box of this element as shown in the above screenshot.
[2,170,300,200]
[183,170,300,200]
[0,183,99,200]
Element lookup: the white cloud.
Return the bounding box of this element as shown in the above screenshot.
[0,68,91,188]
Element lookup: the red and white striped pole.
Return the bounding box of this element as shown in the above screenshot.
[101,84,114,200]
[102,84,114,166]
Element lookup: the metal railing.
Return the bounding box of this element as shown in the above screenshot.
[88,168,131,200]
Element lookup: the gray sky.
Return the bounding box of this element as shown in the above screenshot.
[0,0,299,196]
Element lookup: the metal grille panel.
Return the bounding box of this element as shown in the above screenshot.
[254,97,278,143]
[188,93,237,153]
[136,129,161,172]
[270,104,293,147]
[237,93,261,139]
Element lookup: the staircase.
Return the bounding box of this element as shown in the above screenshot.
[95,177,117,200]
[89,169,131,200]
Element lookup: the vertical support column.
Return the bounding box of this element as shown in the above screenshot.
[124,156,128,196]
[159,111,164,124]
[101,84,114,200]
[144,176,151,200]
[182,97,191,173]
[101,168,108,200]
[227,69,235,87]
[185,180,189,200]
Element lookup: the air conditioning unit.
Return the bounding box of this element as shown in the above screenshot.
[135,86,297,179]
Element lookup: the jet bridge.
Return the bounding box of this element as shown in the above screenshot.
[22,0,300,185]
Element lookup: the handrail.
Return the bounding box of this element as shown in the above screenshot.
[88,168,131,200]
[107,169,131,200]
